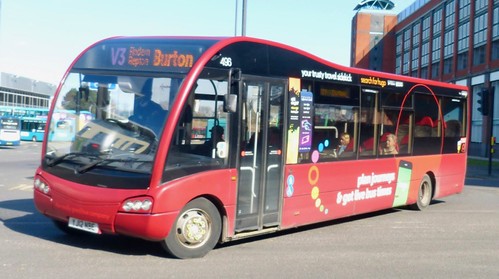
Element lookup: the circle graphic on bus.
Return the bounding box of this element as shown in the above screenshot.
[315,198,321,208]
[286,174,295,197]
[311,186,320,200]
[307,164,328,215]
[318,143,324,152]
[311,150,320,163]
[287,175,295,187]
[286,185,294,197]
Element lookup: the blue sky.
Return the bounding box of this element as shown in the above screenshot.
[0,0,415,84]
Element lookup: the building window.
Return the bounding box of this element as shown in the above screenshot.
[457,52,468,70]
[421,41,429,66]
[403,52,410,74]
[412,46,420,70]
[473,45,486,65]
[459,0,471,21]
[494,7,499,39]
[420,67,428,79]
[474,13,488,46]
[432,36,441,61]
[492,40,499,60]
[475,0,488,12]
[444,30,455,57]
[404,28,411,49]
[395,55,402,74]
[413,23,421,46]
[431,62,440,78]
[422,17,431,41]
[433,8,443,35]
[396,34,403,54]
[443,58,453,74]
[445,0,456,28]
[458,22,470,52]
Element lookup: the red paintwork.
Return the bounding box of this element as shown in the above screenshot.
[279,153,466,229]
[34,167,238,241]
[34,36,469,245]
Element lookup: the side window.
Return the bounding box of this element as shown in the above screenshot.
[413,93,441,155]
[359,89,378,157]
[394,110,413,155]
[179,78,228,157]
[164,76,229,181]
[312,83,359,161]
[378,109,399,156]
[442,96,466,153]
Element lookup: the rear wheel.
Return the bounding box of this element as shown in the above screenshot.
[162,198,221,259]
[410,174,433,211]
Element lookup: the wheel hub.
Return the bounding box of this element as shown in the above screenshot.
[177,210,210,247]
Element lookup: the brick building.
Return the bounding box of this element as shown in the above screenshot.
[352,0,499,157]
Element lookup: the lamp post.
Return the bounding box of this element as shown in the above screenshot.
[242,0,247,36]
[234,0,238,36]
[234,0,247,36]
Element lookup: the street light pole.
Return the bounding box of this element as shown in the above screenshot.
[234,0,239,36]
[242,0,247,36]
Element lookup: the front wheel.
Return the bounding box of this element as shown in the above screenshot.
[410,174,433,211]
[161,198,221,259]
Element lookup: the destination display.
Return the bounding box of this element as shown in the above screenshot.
[73,39,218,73]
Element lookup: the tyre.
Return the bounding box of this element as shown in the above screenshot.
[410,174,433,211]
[32,136,37,142]
[162,198,222,259]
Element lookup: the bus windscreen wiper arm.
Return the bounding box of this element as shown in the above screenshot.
[75,158,111,174]
[75,158,149,174]
[46,152,88,167]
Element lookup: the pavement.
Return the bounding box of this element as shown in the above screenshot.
[465,156,499,187]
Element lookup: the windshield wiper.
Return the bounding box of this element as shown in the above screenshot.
[46,152,99,167]
[75,158,151,174]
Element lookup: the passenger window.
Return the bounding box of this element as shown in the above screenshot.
[311,83,359,161]
[412,93,441,155]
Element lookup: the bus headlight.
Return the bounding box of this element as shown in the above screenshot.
[34,177,50,195]
[121,197,153,213]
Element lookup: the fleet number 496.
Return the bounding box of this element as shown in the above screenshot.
[220,57,232,67]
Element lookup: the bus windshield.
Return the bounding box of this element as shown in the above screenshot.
[45,72,182,173]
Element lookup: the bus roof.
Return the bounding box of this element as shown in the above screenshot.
[69,36,467,94]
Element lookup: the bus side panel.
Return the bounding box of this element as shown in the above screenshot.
[281,159,399,228]
[151,169,237,236]
[435,154,467,198]
[280,156,452,229]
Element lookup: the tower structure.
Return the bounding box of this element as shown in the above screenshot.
[351,0,398,72]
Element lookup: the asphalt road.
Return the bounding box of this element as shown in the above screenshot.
[1,142,499,278]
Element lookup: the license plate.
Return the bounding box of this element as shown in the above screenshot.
[68,217,100,234]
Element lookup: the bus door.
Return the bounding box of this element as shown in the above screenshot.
[235,77,286,232]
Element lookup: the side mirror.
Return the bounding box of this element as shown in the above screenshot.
[225,68,241,113]
[224,94,237,113]
[216,141,227,158]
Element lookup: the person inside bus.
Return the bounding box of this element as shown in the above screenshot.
[381,133,398,155]
[336,132,351,157]
[129,79,167,137]
[202,124,224,157]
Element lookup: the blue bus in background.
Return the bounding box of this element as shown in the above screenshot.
[0,106,49,118]
[20,117,47,142]
[0,116,21,146]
